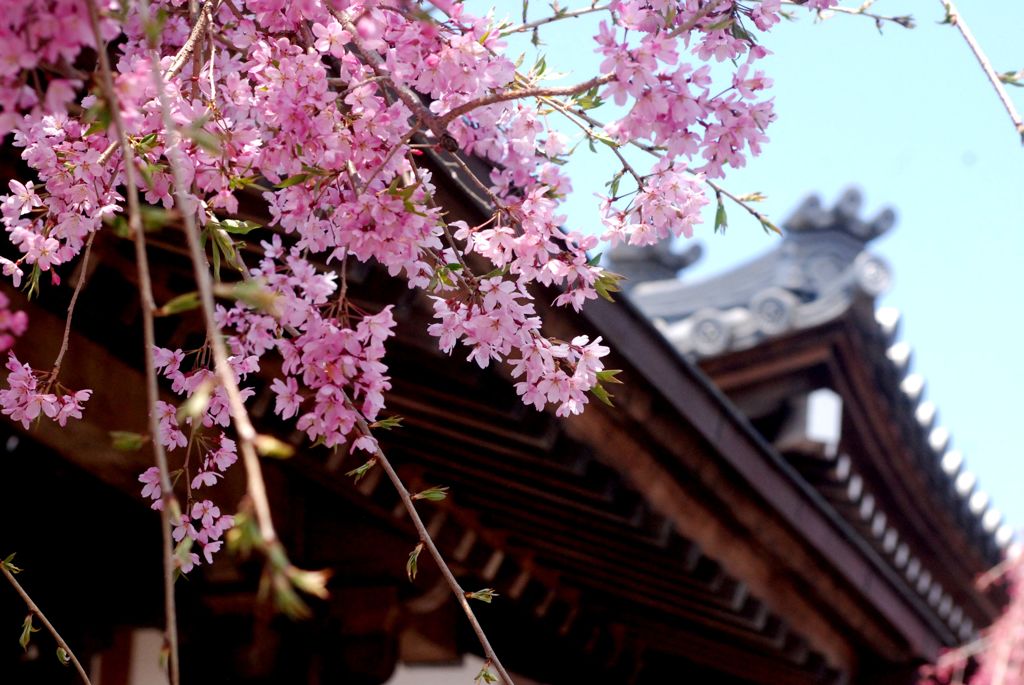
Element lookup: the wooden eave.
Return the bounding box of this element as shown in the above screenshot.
[697,297,1003,642]
[0,148,961,683]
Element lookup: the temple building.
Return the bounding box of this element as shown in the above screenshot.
[0,174,1009,683]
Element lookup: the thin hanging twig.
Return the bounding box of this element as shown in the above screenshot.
[48,233,95,380]
[138,0,281,554]
[340,390,517,685]
[938,0,1024,143]
[85,2,182,684]
[1,561,93,685]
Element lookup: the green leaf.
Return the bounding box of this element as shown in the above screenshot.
[83,100,112,137]
[533,54,547,78]
[24,264,42,300]
[134,132,159,153]
[209,226,247,275]
[270,571,312,619]
[705,17,733,32]
[714,195,728,235]
[406,542,424,582]
[596,369,624,385]
[475,667,498,684]
[590,129,619,149]
[607,169,625,199]
[465,588,498,604]
[254,434,295,459]
[226,512,261,558]
[1000,70,1024,87]
[211,233,222,282]
[277,173,311,189]
[106,215,131,238]
[140,206,171,231]
[213,280,278,313]
[155,292,201,317]
[481,265,509,279]
[412,486,449,502]
[212,218,262,235]
[759,217,782,236]
[286,566,331,599]
[177,379,214,423]
[369,416,404,431]
[19,615,38,651]
[184,125,222,156]
[593,270,624,303]
[110,431,146,451]
[1,553,21,573]
[573,85,604,111]
[143,8,168,46]
[729,20,757,45]
[228,175,261,191]
[345,458,377,483]
[589,382,615,407]
[664,3,677,27]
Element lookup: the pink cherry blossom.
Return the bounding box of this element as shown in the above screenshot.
[0,0,806,580]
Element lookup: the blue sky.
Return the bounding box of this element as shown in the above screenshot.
[471,2,1024,526]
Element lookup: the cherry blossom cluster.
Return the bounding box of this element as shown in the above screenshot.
[0,0,119,137]
[594,1,777,176]
[0,0,816,572]
[173,499,235,569]
[142,460,236,572]
[0,353,91,428]
[229,237,394,452]
[600,160,710,246]
[137,344,246,570]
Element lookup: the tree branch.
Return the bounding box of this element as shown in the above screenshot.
[666,0,728,39]
[140,0,281,552]
[48,232,95,381]
[2,560,93,685]
[170,0,216,81]
[938,0,1024,143]
[782,1,914,28]
[96,0,218,167]
[437,73,614,127]
[341,390,517,685]
[86,3,182,684]
[332,9,457,150]
[501,4,611,35]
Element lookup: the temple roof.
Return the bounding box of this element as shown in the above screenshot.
[616,188,895,358]
[611,188,1011,643]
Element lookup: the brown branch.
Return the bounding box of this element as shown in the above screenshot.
[437,73,614,127]
[666,0,729,38]
[706,178,778,232]
[96,0,218,167]
[537,91,645,187]
[1,562,93,685]
[939,0,1024,143]
[782,1,914,28]
[340,391,517,685]
[331,9,456,149]
[330,8,599,151]
[167,0,216,81]
[141,0,280,551]
[48,232,95,380]
[501,4,611,35]
[85,3,182,684]
[545,94,775,230]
